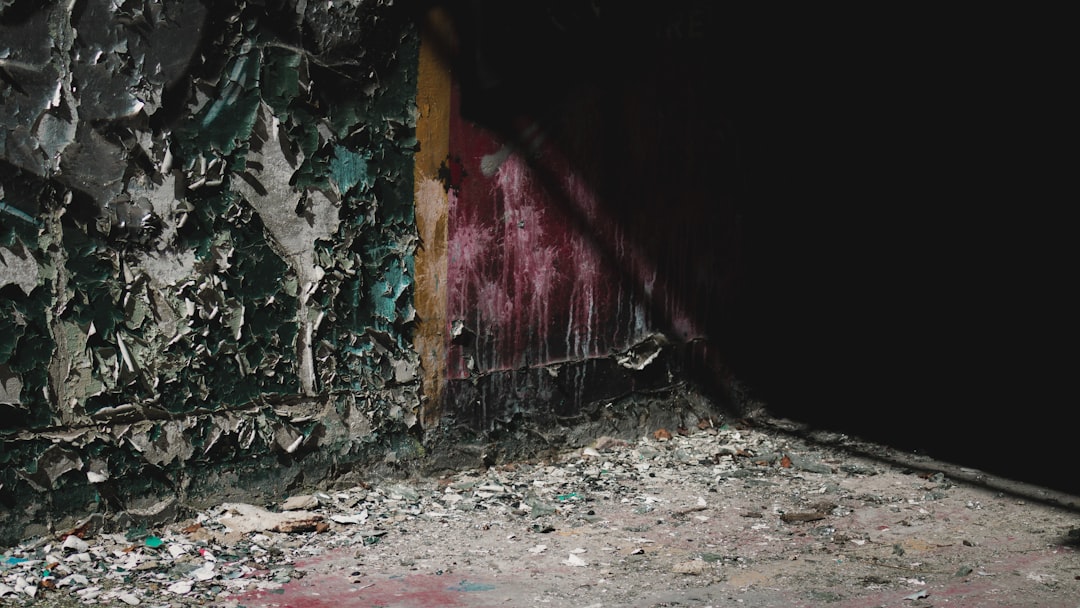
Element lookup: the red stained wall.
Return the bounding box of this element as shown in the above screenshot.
[445,55,740,381]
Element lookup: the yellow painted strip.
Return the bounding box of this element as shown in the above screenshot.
[413,7,454,428]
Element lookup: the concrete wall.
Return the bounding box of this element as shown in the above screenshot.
[1,0,738,544]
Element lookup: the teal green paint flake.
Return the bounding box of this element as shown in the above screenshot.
[4,316,52,416]
[260,47,302,116]
[0,171,56,430]
[329,146,371,196]
[192,51,263,157]
[61,224,121,341]
[371,260,411,327]
[0,201,37,226]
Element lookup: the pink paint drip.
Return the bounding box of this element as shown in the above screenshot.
[446,102,713,378]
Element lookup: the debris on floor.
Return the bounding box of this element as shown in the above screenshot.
[3,419,1079,607]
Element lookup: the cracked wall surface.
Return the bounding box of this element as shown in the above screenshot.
[1,0,421,544]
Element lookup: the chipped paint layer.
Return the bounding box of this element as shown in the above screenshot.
[1,0,421,544]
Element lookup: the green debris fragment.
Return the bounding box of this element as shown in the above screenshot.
[2,556,29,567]
[525,496,557,518]
[447,580,496,592]
[700,553,724,563]
[145,536,164,548]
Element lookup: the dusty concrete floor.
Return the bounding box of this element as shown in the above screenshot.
[4,416,1080,607]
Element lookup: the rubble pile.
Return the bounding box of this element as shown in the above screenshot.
[3,420,1079,607]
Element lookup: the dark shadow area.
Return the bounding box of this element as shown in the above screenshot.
[714,10,1074,494]
[406,2,1073,493]
[747,415,1080,517]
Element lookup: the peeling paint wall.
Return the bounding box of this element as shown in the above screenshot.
[1,0,421,544]
[1,0,741,545]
